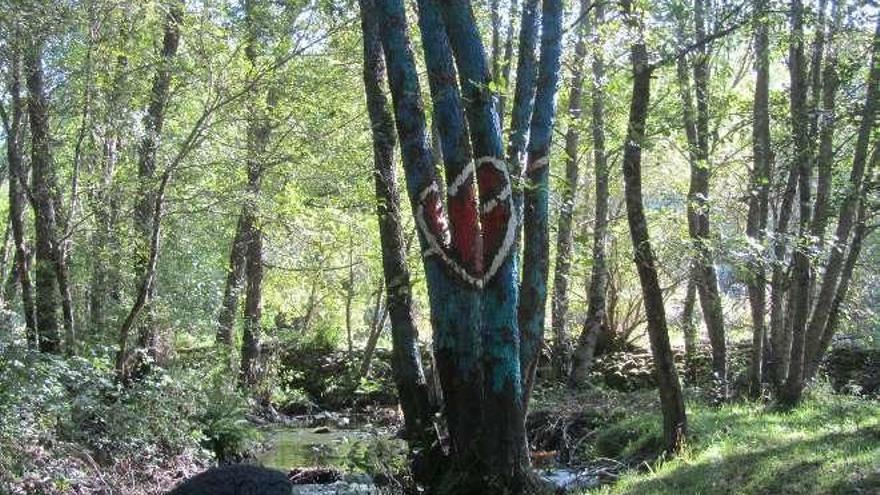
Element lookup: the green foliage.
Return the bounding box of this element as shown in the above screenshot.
[196,371,262,463]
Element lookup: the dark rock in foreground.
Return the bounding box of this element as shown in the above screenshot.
[167,464,292,495]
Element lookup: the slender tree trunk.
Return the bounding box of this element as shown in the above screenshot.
[129,1,182,371]
[239,0,272,388]
[781,0,813,407]
[804,13,880,380]
[746,0,772,397]
[359,0,436,467]
[681,273,698,381]
[620,12,687,452]
[519,0,564,404]
[809,149,877,379]
[497,0,520,125]
[239,208,263,387]
[345,231,355,354]
[809,0,843,246]
[216,215,247,345]
[550,0,589,380]
[569,3,611,386]
[2,40,37,346]
[90,52,128,337]
[24,40,62,354]
[359,282,387,377]
[505,0,540,208]
[676,0,727,395]
[115,171,171,379]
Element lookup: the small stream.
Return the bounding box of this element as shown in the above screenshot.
[257,421,600,493]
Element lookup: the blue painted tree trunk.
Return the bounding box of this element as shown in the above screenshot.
[371,0,565,490]
[414,0,485,466]
[519,0,563,404]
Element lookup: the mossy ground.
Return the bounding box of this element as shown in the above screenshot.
[587,390,880,494]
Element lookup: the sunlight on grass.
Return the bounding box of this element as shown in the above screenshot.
[591,392,880,494]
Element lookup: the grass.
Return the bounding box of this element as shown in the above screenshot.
[589,391,880,495]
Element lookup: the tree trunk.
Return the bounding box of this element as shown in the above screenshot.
[129,1,182,371]
[359,282,388,378]
[497,0,520,124]
[682,272,698,381]
[621,23,687,452]
[216,215,247,345]
[239,0,271,388]
[2,40,37,346]
[24,40,61,354]
[746,0,772,397]
[239,209,263,387]
[519,0,563,404]
[569,3,611,386]
[781,0,813,407]
[345,231,355,354]
[115,172,171,379]
[808,0,842,246]
[359,0,436,468]
[804,12,880,380]
[808,148,877,379]
[90,52,128,337]
[550,0,589,380]
[505,0,540,208]
[676,0,727,395]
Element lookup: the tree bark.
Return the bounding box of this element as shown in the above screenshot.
[129,1,183,369]
[497,0,520,124]
[620,14,687,452]
[216,215,247,345]
[570,3,612,386]
[359,0,436,467]
[677,0,727,395]
[781,0,813,407]
[809,148,877,379]
[239,0,272,388]
[1,39,37,346]
[519,0,564,404]
[681,273,698,381]
[550,0,589,380]
[24,40,62,354]
[746,0,772,397]
[804,12,880,380]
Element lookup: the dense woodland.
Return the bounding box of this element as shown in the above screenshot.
[1,0,879,493]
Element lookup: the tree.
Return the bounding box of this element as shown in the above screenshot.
[618,0,687,452]
[24,39,63,354]
[550,0,589,379]
[800,9,880,389]
[371,0,563,488]
[117,0,183,378]
[359,0,436,474]
[238,0,272,388]
[569,2,611,385]
[0,31,37,347]
[780,0,816,406]
[745,0,771,397]
[676,0,728,396]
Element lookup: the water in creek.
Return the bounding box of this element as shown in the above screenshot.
[257,426,405,494]
[257,425,600,493]
[257,426,406,473]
